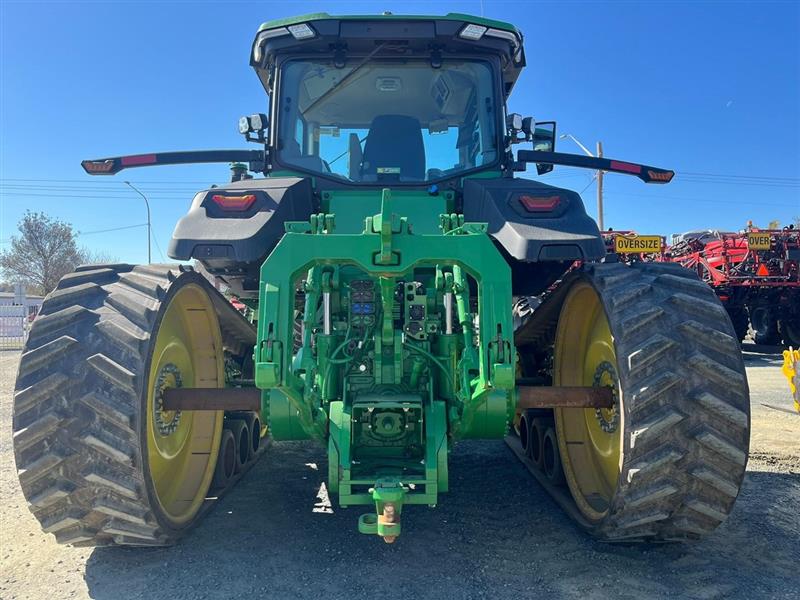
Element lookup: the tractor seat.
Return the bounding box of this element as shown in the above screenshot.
[361,115,425,181]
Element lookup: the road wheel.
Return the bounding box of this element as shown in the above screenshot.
[542,427,565,485]
[225,418,250,474]
[553,263,750,540]
[529,417,548,471]
[749,306,780,345]
[12,265,227,546]
[519,410,533,457]
[213,429,237,489]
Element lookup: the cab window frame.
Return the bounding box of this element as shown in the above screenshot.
[269,52,506,186]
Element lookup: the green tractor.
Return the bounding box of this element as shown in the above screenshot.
[14,13,750,546]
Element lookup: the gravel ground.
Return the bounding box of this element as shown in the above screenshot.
[1,346,798,600]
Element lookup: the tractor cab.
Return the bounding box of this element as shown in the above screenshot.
[249,13,526,186]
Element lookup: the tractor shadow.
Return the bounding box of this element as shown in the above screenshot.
[85,441,799,600]
[741,344,786,368]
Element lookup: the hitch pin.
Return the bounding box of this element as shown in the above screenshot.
[444,292,453,334]
[323,291,331,335]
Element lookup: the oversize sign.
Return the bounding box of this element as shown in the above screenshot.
[747,233,772,250]
[614,235,662,254]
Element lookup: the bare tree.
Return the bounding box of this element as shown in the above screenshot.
[79,248,119,266]
[0,211,83,295]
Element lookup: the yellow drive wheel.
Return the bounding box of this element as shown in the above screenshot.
[553,281,621,522]
[144,283,224,526]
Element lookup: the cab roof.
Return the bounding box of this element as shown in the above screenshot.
[257,12,520,36]
[251,13,526,98]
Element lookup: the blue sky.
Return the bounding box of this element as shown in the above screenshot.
[1,0,798,264]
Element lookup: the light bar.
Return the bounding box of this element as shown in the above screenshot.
[288,23,316,40]
[81,150,266,176]
[459,23,488,41]
[516,150,675,185]
[121,154,157,167]
[609,160,642,174]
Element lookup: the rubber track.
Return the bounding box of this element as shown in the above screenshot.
[12,264,256,546]
[516,262,750,541]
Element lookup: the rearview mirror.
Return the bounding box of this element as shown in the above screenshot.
[532,121,556,175]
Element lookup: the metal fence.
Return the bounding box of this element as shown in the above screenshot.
[0,305,29,351]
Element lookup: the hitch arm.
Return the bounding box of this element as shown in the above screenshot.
[81,149,266,175]
[517,150,674,184]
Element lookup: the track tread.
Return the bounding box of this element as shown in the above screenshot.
[17,335,78,378]
[12,263,257,547]
[29,483,72,508]
[26,305,96,344]
[12,412,64,452]
[603,263,748,540]
[523,262,750,542]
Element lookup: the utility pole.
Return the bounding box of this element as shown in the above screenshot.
[596,141,604,231]
[559,134,605,229]
[124,181,151,264]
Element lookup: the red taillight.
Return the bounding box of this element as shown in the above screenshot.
[212,194,256,211]
[610,160,642,174]
[81,159,115,173]
[519,194,561,212]
[647,169,673,182]
[718,295,729,302]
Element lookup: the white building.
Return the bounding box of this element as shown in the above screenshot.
[0,289,44,348]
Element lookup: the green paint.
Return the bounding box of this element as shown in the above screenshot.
[321,189,451,234]
[255,195,515,540]
[249,11,525,541]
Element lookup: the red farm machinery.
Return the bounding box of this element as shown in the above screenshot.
[664,227,800,346]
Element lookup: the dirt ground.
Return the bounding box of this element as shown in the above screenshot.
[1,346,798,600]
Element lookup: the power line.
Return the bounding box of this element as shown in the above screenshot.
[0,184,199,193]
[0,192,194,200]
[676,171,800,183]
[151,233,166,262]
[0,178,216,184]
[76,223,149,236]
[611,192,798,208]
[2,224,149,244]
[671,178,799,189]
[578,174,597,195]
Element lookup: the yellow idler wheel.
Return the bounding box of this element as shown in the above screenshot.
[553,281,621,521]
[546,263,750,541]
[144,283,224,526]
